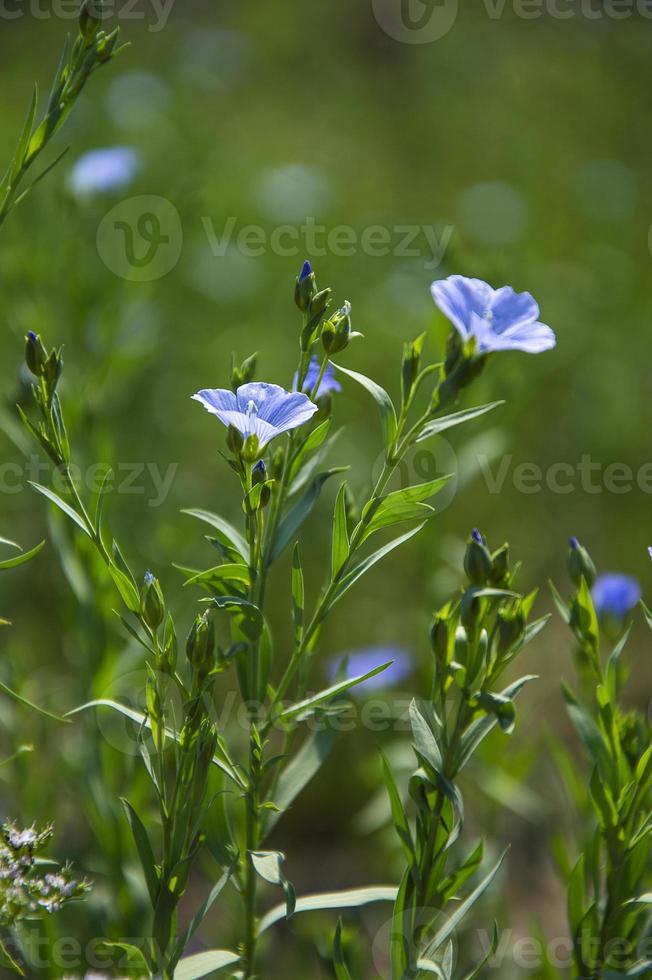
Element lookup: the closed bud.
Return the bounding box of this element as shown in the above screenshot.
[429,612,450,666]
[231,352,257,391]
[161,613,177,675]
[252,459,267,486]
[309,287,332,318]
[464,529,492,586]
[567,537,597,588]
[460,589,482,632]
[241,433,261,463]
[79,0,102,40]
[401,332,426,404]
[141,571,164,631]
[294,260,316,312]
[490,543,510,585]
[96,26,119,62]
[186,612,215,678]
[496,607,526,658]
[226,425,244,454]
[25,331,48,378]
[321,302,351,355]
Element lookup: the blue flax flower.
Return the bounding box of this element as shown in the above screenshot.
[431,275,556,354]
[69,147,140,197]
[192,382,317,448]
[328,646,412,695]
[294,356,341,397]
[591,573,641,621]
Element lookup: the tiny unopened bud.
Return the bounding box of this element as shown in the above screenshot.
[186,612,215,678]
[490,543,510,585]
[96,26,119,63]
[294,260,316,312]
[79,0,102,40]
[429,613,450,666]
[160,613,177,675]
[309,287,332,317]
[496,607,526,658]
[401,333,426,404]
[464,529,492,586]
[25,331,48,378]
[231,352,257,391]
[321,302,351,355]
[252,459,266,485]
[567,536,597,588]
[226,425,244,454]
[241,433,261,463]
[141,570,164,631]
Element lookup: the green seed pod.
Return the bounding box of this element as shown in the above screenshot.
[161,613,178,675]
[241,433,261,463]
[309,287,332,317]
[141,571,164,631]
[464,529,492,586]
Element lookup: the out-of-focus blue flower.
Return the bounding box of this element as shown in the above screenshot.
[192,382,317,448]
[430,275,556,354]
[591,573,641,621]
[69,147,140,197]
[293,356,341,397]
[328,647,412,695]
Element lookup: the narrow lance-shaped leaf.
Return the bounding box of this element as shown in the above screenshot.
[415,401,504,443]
[332,362,397,449]
[331,482,350,578]
[275,661,394,723]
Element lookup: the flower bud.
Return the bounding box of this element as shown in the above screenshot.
[160,613,177,675]
[231,352,257,391]
[141,570,164,631]
[496,607,526,658]
[241,433,261,463]
[294,260,316,312]
[490,543,510,585]
[309,287,332,317]
[401,333,426,405]
[321,302,351,355]
[567,537,597,588]
[464,529,492,586]
[79,0,102,40]
[226,425,244,454]
[25,331,48,378]
[460,589,482,633]
[429,612,450,666]
[96,26,119,63]
[186,612,215,678]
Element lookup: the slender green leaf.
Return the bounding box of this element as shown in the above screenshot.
[276,661,393,723]
[331,482,350,578]
[415,402,504,443]
[181,509,248,561]
[333,362,397,447]
[270,467,347,564]
[264,725,338,836]
[173,950,241,980]
[0,540,44,570]
[28,481,90,536]
[424,852,507,956]
[333,919,354,980]
[251,850,295,918]
[333,523,427,603]
[121,798,159,904]
[259,885,398,934]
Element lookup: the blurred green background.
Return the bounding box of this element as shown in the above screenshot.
[0,1,650,975]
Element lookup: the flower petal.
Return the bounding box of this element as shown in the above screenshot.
[430,276,494,338]
[490,286,540,334]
